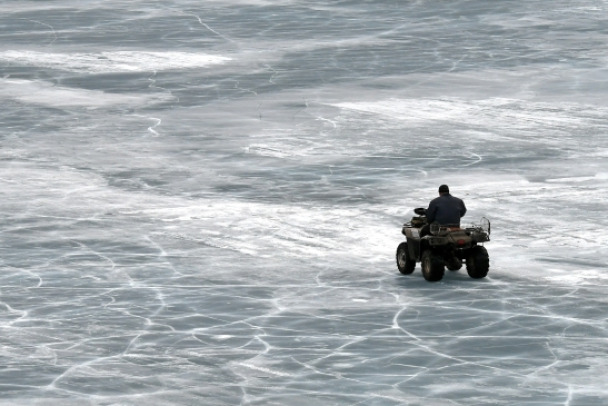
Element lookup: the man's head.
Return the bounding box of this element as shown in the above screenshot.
[438,184,450,194]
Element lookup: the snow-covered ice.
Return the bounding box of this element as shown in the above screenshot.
[1,1,608,404]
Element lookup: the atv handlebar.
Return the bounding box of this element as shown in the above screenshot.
[414,207,427,216]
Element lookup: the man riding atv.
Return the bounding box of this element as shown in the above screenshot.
[396,185,490,282]
[421,184,467,236]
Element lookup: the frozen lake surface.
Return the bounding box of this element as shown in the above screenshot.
[1,1,608,405]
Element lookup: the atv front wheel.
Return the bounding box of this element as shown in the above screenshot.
[466,246,489,279]
[396,242,416,275]
[421,250,445,282]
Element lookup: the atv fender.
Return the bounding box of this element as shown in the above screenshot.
[404,228,422,261]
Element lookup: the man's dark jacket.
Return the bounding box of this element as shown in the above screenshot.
[426,193,467,226]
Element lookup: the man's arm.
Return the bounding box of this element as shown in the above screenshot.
[459,199,467,218]
[426,200,437,223]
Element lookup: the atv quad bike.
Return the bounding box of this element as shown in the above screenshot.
[396,208,491,282]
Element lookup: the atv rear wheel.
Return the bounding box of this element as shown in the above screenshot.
[421,250,445,282]
[466,246,489,279]
[396,242,416,275]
